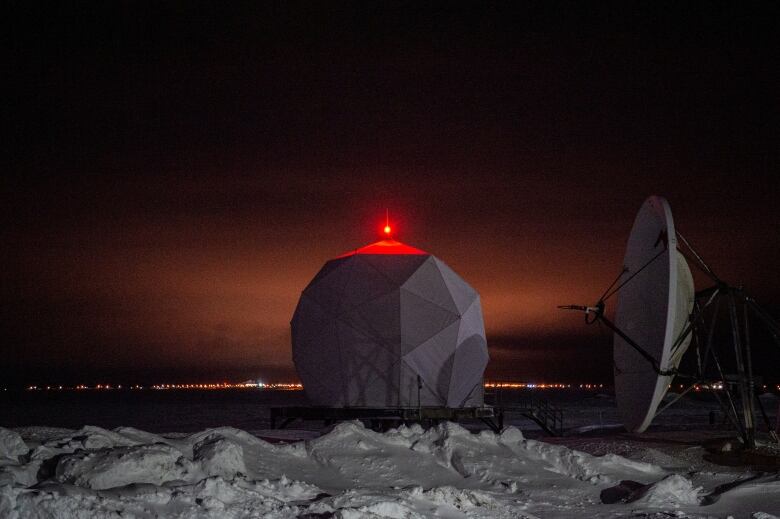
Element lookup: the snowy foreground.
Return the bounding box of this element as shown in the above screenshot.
[1,422,779,518]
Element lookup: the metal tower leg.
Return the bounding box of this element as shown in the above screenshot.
[728,290,755,448]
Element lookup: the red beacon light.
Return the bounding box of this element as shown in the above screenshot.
[336,209,427,257]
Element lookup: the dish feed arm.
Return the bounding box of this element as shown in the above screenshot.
[558,301,676,377]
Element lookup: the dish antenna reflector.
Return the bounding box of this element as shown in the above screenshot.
[613,197,694,432]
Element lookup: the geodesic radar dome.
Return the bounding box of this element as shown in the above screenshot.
[291,239,488,408]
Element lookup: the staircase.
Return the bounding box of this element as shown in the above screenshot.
[484,390,565,436]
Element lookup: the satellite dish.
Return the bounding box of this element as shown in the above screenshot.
[613,196,695,432]
[561,195,780,447]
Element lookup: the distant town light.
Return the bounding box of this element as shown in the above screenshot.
[21,380,776,393]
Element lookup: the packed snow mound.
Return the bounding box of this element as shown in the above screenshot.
[193,434,248,479]
[1,421,778,518]
[629,474,703,507]
[51,429,255,490]
[0,428,28,460]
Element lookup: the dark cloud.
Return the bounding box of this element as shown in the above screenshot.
[3,3,779,386]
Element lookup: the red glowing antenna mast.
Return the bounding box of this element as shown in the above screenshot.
[383,209,392,237]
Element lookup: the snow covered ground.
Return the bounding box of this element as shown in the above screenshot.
[2,419,779,518]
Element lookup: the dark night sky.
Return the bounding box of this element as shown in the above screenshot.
[3,2,779,387]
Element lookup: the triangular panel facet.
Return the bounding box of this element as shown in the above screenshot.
[303,256,355,315]
[342,289,401,353]
[296,360,344,406]
[402,319,460,402]
[402,256,459,315]
[337,319,399,406]
[400,288,459,352]
[360,254,430,285]
[448,334,489,406]
[293,319,345,405]
[456,297,486,346]
[338,255,397,313]
[291,293,330,348]
[305,257,350,291]
[432,256,478,314]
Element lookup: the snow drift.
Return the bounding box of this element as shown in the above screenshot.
[1,422,778,518]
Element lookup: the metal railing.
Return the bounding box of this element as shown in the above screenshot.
[484,390,565,436]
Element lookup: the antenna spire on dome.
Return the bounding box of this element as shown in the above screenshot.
[383,208,392,237]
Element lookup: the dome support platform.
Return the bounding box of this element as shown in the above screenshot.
[269,402,565,436]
